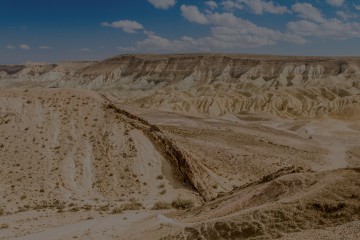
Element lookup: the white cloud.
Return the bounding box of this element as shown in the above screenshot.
[206,12,288,48]
[355,5,360,10]
[131,11,295,52]
[327,0,345,7]
[39,45,52,49]
[239,0,288,15]
[148,0,176,9]
[282,33,307,45]
[116,1,360,53]
[336,11,357,20]
[289,2,360,41]
[180,5,209,24]
[6,45,16,49]
[336,11,348,19]
[136,32,188,51]
[292,3,325,23]
[132,32,210,52]
[221,0,287,15]
[143,30,155,35]
[222,0,244,10]
[205,1,218,10]
[287,20,318,37]
[117,46,137,52]
[80,48,91,52]
[287,18,360,40]
[102,20,144,33]
[19,44,30,50]
[180,10,285,47]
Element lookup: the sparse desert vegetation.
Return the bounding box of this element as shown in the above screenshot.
[111,207,123,214]
[0,54,360,239]
[152,202,172,210]
[121,199,143,211]
[171,198,194,210]
[0,223,9,229]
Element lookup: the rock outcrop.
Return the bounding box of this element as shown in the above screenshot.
[1,54,360,118]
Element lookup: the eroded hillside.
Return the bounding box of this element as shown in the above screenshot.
[1,54,360,118]
[1,55,360,240]
[0,89,200,216]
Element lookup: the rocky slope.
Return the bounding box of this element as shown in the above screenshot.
[164,168,360,240]
[1,54,360,118]
[0,88,327,209]
[0,89,200,216]
[1,55,360,239]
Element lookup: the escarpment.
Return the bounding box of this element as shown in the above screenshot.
[1,54,360,118]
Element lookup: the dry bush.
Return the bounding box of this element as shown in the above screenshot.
[112,207,123,214]
[82,204,92,211]
[121,200,142,211]
[0,207,4,216]
[0,223,8,229]
[311,202,347,213]
[122,202,142,211]
[172,198,194,210]
[152,202,172,210]
[69,207,80,212]
[97,204,110,212]
[149,125,160,132]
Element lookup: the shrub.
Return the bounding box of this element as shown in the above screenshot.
[121,199,142,211]
[69,207,80,212]
[56,203,66,210]
[112,207,123,214]
[0,207,4,216]
[172,198,194,210]
[97,205,110,212]
[311,202,347,213]
[82,204,92,211]
[152,202,172,210]
[149,125,160,132]
[0,223,8,229]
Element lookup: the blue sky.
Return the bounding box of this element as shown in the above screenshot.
[1,0,360,64]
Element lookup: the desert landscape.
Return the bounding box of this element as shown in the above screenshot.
[0,54,359,239]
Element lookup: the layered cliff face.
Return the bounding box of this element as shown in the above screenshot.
[75,54,360,90]
[1,54,360,118]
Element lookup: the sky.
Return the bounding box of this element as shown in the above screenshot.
[1,0,360,64]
